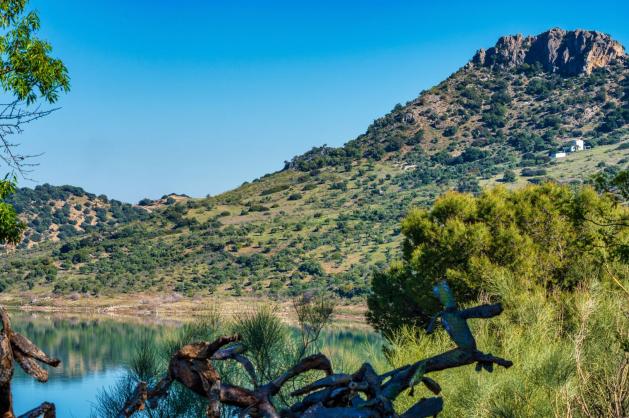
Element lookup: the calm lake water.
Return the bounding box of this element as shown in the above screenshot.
[9,311,382,418]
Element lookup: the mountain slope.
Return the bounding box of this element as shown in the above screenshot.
[6,184,151,248]
[1,28,627,299]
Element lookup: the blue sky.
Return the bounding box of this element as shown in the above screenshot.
[12,0,629,202]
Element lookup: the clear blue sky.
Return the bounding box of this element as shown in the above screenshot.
[14,0,629,202]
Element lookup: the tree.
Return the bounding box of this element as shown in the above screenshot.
[0,177,23,244]
[502,169,516,183]
[0,0,69,243]
[592,168,629,202]
[367,183,628,335]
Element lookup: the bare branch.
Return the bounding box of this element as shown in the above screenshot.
[0,100,59,177]
[17,402,56,418]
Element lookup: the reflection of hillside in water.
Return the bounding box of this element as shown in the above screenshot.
[9,311,173,380]
[8,310,383,381]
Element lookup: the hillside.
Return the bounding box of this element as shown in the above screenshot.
[1,28,627,300]
[5,184,151,248]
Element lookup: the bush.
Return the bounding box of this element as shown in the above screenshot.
[521,168,546,177]
[502,170,516,183]
[248,204,270,212]
[260,185,290,196]
[443,126,458,137]
[299,259,325,276]
[367,183,628,335]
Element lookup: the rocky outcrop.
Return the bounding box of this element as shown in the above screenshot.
[472,28,625,75]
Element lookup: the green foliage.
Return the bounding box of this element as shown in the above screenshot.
[0,0,69,104]
[2,49,627,299]
[232,307,292,383]
[260,184,290,196]
[0,1,68,245]
[443,126,457,137]
[525,77,555,98]
[521,167,546,177]
[0,177,24,244]
[367,183,628,334]
[386,276,629,417]
[293,292,336,357]
[502,169,516,183]
[4,184,150,246]
[299,259,324,276]
[592,168,629,202]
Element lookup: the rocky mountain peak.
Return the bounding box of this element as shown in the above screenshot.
[472,28,625,75]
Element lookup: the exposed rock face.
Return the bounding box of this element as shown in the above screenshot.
[472,28,625,75]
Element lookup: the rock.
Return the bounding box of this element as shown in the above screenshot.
[471,28,625,75]
[403,112,416,124]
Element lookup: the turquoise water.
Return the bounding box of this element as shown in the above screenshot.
[14,369,124,418]
[9,311,381,417]
[10,312,168,417]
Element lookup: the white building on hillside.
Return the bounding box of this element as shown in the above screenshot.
[569,139,585,152]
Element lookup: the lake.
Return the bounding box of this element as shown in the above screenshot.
[9,311,383,418]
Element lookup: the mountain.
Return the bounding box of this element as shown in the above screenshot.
[472,28,624,76]
[1,28,627,299]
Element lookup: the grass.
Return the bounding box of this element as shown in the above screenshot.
[385,274,629,417]
[480,143,629,189]
[546,143,629,180]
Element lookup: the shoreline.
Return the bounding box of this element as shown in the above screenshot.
[0,293,370,329]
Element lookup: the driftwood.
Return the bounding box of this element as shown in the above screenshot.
[120,281,513,417]
[0,307,60,418]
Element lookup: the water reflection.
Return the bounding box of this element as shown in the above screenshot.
[8,310,382,418]
[10,311,173,417]
[10,311,171,380]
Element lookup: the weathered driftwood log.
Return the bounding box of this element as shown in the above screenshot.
[121,281,512,417]
[16,403,56,418]
[118,334,334,418]
[0,307,61,418]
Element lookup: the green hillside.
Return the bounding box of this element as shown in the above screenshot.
[1,29,627,299]
[5,184,151,248]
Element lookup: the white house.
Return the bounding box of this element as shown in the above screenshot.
[568,139,585,152]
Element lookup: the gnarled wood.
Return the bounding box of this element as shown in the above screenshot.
[120,281,512,417]
[0,307,60,418]
[16,403,56,418]
[10,333,60,367]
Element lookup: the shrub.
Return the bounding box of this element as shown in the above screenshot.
[443,126,458,137]
[502,170,516,183]
[260,185,290,196]
[299,259,325,276]
[367,183,628,334]
[521,168,546,177]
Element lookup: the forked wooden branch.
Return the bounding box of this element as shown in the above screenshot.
[120,281,513,417]
[0,307,61,418]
